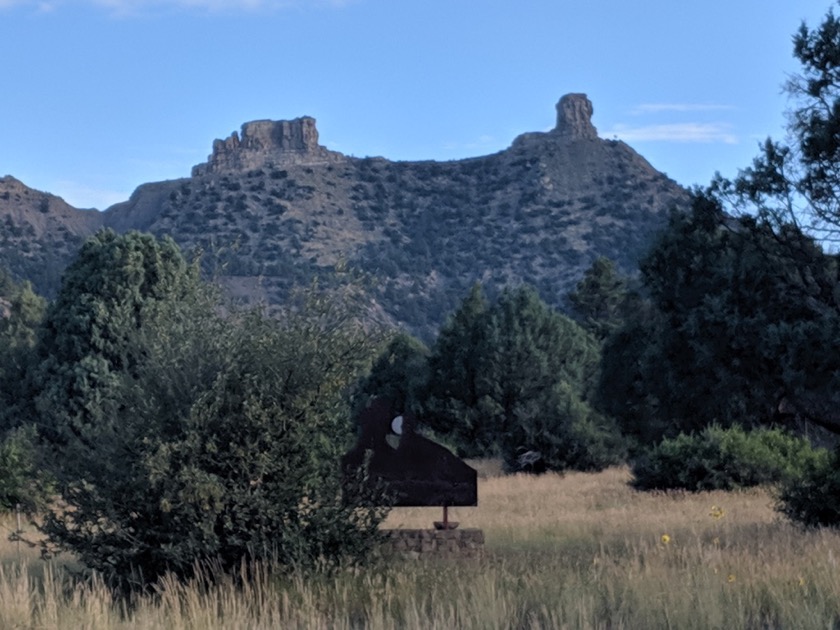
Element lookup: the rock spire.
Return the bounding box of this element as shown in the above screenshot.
[553,93,598,140]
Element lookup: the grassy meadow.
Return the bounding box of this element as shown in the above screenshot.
[0,465,838,629]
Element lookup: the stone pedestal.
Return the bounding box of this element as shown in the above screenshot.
[382,528,485,559]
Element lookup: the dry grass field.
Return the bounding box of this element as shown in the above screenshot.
[0,465,838,629]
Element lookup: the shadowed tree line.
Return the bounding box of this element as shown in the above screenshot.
[363,1,840,525]
[359,282,626,473]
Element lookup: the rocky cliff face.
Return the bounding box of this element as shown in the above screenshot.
[2,94,689,335]
[192,116,345,177]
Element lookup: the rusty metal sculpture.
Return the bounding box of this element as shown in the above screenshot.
[342,398,477,528]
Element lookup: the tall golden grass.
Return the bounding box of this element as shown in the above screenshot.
[1,466,838,628]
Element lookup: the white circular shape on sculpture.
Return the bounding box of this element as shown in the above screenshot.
[391,415,404,435]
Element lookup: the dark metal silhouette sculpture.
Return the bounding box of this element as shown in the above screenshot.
[342,398,477,512]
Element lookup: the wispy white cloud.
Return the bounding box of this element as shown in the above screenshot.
[631,103,736,115]
[92,0,268,12]
[0,0,58,10]
[606,122,738,144]
[2,0,352,11]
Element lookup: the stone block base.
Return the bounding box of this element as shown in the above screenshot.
[382,528,485,559]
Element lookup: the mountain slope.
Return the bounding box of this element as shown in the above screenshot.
[0,176,104,293]
[1,94,688,337]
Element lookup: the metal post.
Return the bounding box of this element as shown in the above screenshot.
[15,503,21,562]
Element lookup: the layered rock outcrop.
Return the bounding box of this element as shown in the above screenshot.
[192,116,345,176]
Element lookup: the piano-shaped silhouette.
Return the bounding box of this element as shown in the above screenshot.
[343,398,477,510]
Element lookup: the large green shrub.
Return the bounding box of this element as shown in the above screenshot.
[632,425,828,491]
[0,425,52,513]
[32,232,388,589]
[778,448,840,528]
[498,381,625,473]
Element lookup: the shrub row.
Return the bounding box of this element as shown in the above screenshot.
[631,425,829,492]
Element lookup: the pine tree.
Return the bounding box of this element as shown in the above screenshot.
[0,270,48,512]
[357,332,429,414]
[600,192,840,444]
[425,284,625,470]
[424,283,496,456]
[567,257,628,341]
[0,273,45,427]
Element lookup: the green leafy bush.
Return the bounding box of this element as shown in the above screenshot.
[499,382,626,473]
[632,425,828,491]
[778,448,840,528]
[32,232,389,589]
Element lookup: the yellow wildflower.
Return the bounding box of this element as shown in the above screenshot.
[727,574,736,583]
[660,534,671,545]
[710,505,725,520]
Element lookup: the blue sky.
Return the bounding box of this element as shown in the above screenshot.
[0,0,834,209]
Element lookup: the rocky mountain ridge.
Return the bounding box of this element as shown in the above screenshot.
[1,94,689,337]
[0,175,103,291]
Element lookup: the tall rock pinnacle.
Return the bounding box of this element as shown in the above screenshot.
[553,93,598,140]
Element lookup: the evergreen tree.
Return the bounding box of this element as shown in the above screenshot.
[711,3,840,236]
[0,270,48,512]
[31,230,201,446]
[0,271,45,427]
[567,257,629,341]
[424,283,497,456]
[595,292,667,446]
[425,284,624,470]
[485,287,623,471]
[599,192,840,445]
[357,332,429,414]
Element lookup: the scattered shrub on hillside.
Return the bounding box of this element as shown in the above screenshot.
[632,425,828,492]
